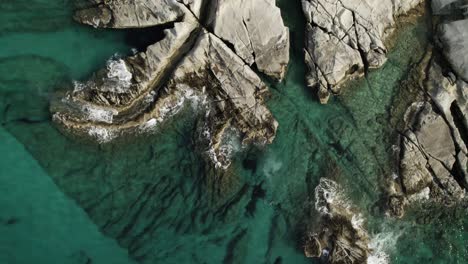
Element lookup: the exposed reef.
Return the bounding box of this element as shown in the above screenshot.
[51,0,289,169]
[302,0,424,103]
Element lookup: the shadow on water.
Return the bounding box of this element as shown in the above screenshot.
[122,22,176,52]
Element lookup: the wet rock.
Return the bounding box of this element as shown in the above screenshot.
[387,195,406,218]
[301,0,423,103]
[304,178,371,263]
[51,0,286,169]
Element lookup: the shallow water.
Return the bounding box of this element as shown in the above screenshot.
[0,1,466,264]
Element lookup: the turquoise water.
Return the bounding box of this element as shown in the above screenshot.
[0,1,466,264]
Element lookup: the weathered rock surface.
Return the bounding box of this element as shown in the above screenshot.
[387,4,468,217]
[438,19,468,82]
[304,178,372,263]
[212,0,290,80]
[302,0,423,103]
[51,0,287,169]
[74,0,184,28]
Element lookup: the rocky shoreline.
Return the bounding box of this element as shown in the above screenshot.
[48,1,467,263]
[302,0,425,103]
[51,0,289,169]
[386,0,468,218]
[300,1,468,262]
[304,178,373,263]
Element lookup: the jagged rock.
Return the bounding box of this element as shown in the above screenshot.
[52,15,199,122]
[400,101,464,199]
[391,66,466,215]
[386,1,468,217]
[165,30,278,168]
[51,0,286,169]
[304,178,371,263]
[212,0,290,80]
[302,0,423,103]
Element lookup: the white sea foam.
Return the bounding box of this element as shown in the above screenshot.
[104,58,133,93]
[107,58,132,83]
[206,126,241,170]
[408,187,430,202]
[82,104,117,124]
[315,178,402,264]
[367,230,402,264]
[72,80,87,92]
[314,178,349,215]
[139,87,207,132]
[71,55,133,94]
[88,126,116,143]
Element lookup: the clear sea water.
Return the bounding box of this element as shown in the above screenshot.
[0,1,466,264]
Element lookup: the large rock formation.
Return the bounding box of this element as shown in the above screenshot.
[386,2,468,217]
[302,0,423,103]
[51,0,289,169]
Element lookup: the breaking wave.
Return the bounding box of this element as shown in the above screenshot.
[87,126,116,143]
[205,126,241,170]
[314,178,350,215]
[139,87,208,132]
[367,230,402,264]
[72,55,133,94]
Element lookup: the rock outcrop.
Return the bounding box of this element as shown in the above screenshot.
[432,0,468,81]
[74,0,184,28]
[386,2,468,217]
[304,178,372,263]
[302,0,423,103]
[212,0,290,81]
[51,0,289,169]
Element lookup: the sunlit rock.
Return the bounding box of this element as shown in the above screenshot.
[302,0,423,103]
[51,0,286,169]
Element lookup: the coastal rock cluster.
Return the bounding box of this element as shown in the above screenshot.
[304,178,374,264]
[387,0,468,217]
[302,0,423,103]
[51,0,289,168]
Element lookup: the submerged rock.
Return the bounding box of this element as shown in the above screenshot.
[51,0,288,169]
[301,0,423,103]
